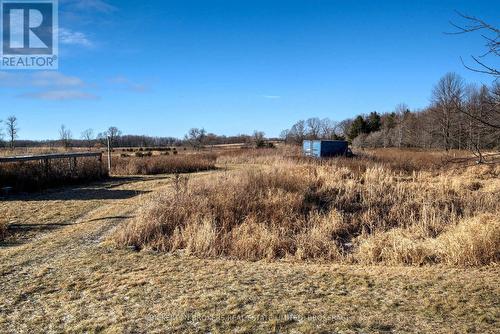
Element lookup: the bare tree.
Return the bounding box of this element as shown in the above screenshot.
[337,119,353,140]
[279,129,290,142]
[287,120,306,144]
[319,118,339,139]
[447,12,500,137]
[460,84,500,162]
[5,116,18,149]
[59,125,72,149]
[394,104,410,148]
[306,118,321,139]
[185,128,207,149]
[81,128,94,149]
[448,12,499,79]
[431,73,465,151]
[0,120,4,144]
[106,126,122,146]
[453,84,500,130]
[252,130,266,148]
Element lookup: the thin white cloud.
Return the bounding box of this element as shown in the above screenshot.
[109,76,129,84]
[263,95,281,99]
[0,71,23,87]
[109,76,150,93]
[31,71,85,87]
[20,90,98,101]
[61,0,116,13]
[129,84,148,93]
[1,71,97,101]
[0,71,84,88]
[59,28,92,47]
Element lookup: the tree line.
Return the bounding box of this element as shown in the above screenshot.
[281,73,500,160]
[0,121,269,150]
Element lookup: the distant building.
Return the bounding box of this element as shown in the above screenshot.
[303,140,351,158]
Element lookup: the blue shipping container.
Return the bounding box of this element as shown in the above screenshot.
[303,140,349,158]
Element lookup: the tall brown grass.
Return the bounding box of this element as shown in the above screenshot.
[111,154,217,175]
[0,157,106,193]
[115,151,499,266]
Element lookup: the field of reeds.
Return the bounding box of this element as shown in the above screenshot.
[115,148,500,266]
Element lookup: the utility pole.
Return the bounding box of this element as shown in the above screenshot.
[107,135,112,174]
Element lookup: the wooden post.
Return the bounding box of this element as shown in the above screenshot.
[98,153,103,175]
[107,136,112,175]
[72,157,77,176]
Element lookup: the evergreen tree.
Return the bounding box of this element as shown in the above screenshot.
[366,111,382,133]
[347,116,368,141]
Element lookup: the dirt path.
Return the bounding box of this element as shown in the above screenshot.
[0,175,170,278]
[0,172,499,333]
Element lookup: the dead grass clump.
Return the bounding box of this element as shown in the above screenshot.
[354,214,500,266]
[112,154,217,175]
[436,214,500,266]
[353,229,437,265]
[294,211,345,261]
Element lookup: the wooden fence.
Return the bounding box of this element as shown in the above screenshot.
[0,152,103,176]
[0,152,102,163]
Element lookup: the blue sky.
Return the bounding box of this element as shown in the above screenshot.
[1,0,499,140]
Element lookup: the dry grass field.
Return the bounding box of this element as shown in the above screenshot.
[0,147,499,333]
[116,148,499,266]
[111,153,217,175]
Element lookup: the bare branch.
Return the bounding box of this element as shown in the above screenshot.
[448,11,499,80]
